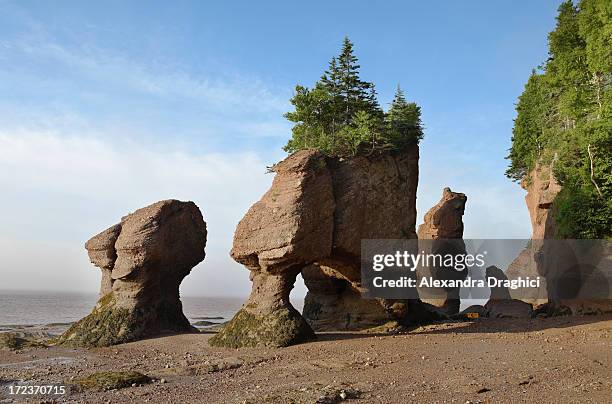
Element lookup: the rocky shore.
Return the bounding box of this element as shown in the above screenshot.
[2,148,608,403]
[1,315,611,403]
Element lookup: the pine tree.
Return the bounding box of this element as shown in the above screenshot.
[385,85,424,147]
[546,1,590,124]
[336,37,381,124]
[505,71,551,181]
[319,56,343,149]
[284,37,424,157]
[578,0,612,120]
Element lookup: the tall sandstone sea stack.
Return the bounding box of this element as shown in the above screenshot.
[59,200,207,347]
[505,164,558,306]
[210,146,421,347]
[417,187,467,315]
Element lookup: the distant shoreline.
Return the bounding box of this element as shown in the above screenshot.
[0,292,304,333]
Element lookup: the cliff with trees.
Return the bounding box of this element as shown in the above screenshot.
[506,0,611,239]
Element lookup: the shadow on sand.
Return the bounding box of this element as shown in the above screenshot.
[308,313,612,343]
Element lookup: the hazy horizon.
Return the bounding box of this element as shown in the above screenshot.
[0,1,565,296]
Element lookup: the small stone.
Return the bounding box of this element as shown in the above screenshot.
[160,378,166,384]
[339,391,347,399]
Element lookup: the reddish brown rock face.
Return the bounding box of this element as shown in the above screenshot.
[230,150,335,273]
[504,165,559,308]
[507,164,612,314]
[212,147,420,347]
[522,164,561,241]
[417,187,466,240]
[59,200,207,347]
[417,188,467,315]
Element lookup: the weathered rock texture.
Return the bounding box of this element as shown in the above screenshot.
[302,264,394,331]
[485,299,533,319]
[210,147,420,347]
[507,164,612,314]
[85,224,122,297]
[504,165,558,307]
[416,187,467,315]
[59,200,207,347]
[417,188,467,240]
[524,164,561,241]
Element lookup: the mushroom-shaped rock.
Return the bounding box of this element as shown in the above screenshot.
[210,150,333,348]
[59,200,207,347]
[212,146,423,347]
[505,164,560,308]
[417,187,467,314]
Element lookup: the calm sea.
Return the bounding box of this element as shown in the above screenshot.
[0,290,304,328]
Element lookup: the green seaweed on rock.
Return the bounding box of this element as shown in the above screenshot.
[209,308,315,348]
[74,371,151,391]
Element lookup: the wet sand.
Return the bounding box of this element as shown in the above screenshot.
[1,315,611,403]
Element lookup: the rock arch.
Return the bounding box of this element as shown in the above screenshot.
[210,148,420,347]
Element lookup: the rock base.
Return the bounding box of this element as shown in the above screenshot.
[209,307,315,348]
[58,293,194,348]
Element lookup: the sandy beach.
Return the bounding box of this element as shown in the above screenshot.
[1,315,611,403]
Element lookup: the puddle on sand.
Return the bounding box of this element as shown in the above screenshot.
[0,356,80,369]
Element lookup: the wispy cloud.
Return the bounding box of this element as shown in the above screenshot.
[10,40,289,115]
[0,130,276,296]
[0,2,291,144]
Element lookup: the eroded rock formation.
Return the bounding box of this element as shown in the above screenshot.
[416,187,467,314]
[507,164,612,314]
[85,224,122,297]
[524,164,561,240]
[504,165,558,307]
[59,200,207,347]
[301,264,392,331]
[417,188,467,240]
[210,147,420,347]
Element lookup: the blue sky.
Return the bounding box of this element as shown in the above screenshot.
[0,0,563,296]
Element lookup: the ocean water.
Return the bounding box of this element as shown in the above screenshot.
[0,290,305,328]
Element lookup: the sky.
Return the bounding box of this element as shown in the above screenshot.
[0,0,564,298]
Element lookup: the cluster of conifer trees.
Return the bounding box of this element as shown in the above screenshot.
[506,0,610,238]
[283,37,423,157]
